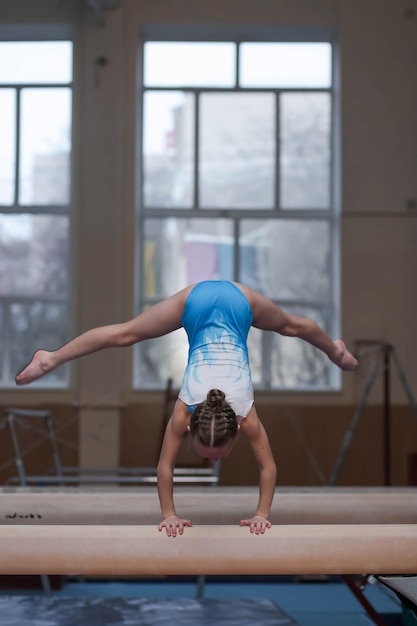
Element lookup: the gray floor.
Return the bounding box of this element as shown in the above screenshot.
[0,577,404,626]
[0,596,298,626]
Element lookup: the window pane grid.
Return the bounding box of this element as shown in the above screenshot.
[137,38,337,391]
[0,85,72,211]
[0,40,72,387]
[142,86,332,213]
[0,41,73,85]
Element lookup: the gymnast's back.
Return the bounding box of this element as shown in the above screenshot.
[179,281,254,417]
[181,281,253,355]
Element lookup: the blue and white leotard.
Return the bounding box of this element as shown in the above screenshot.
[179,281,254,420]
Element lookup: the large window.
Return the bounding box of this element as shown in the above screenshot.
[0,38,73,387]
[135,34,339,391]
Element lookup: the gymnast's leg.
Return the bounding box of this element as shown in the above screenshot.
[15,286,192,386]
[240,284,358,372]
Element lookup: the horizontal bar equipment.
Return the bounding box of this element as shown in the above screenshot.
[1,487,417,525]
[0,524,416,576]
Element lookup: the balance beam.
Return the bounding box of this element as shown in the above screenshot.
[0,524,416,576]
[2,487,417,525]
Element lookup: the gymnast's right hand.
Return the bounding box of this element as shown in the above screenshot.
[158,515,192,537]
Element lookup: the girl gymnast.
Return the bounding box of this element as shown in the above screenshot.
[16,280,358,536]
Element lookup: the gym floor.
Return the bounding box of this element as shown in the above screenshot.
[0,575,404,626]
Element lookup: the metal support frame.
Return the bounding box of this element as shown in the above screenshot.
[328,342,417,625]
[5,408,66,487]
[2,399,219,492]
[329,341,417,487]
[341,575,388,626]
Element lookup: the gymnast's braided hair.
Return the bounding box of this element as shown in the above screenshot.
[189,389,238,447]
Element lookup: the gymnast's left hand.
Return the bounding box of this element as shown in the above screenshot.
[158,515,192,537]
[239,514,271,535]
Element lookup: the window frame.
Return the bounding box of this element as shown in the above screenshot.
[0,25,74,389]
[134,26,341,392]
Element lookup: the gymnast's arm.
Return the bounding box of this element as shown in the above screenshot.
[157,400,192,537]
[15,289,189,386]
[239,406,277,534]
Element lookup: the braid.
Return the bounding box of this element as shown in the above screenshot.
[190,389,237,447]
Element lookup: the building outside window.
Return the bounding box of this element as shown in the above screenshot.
[0,36,73,387]
[135,32,340,391]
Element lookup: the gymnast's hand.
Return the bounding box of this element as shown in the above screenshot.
[158,515,192,537]
[239,514,271,535]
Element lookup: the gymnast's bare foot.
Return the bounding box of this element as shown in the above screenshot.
[332,340,358,371]
[15,350,56,385]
